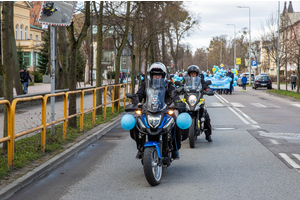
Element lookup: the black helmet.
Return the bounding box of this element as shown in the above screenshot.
[187,65,200,76]
[148,62,167,79]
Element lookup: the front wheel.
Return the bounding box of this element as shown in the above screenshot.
[189,119,196,148]
[143,147,162,186]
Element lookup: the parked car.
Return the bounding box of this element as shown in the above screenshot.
[237,73,254,86]
[259,73,268,76]
[252,75,272,89]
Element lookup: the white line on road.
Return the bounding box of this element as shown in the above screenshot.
[268,139,280,145]
[234,107,258,124]
[251,103,267,108]
[215,93,229,103]
[268,103,281,108]
[292,154,300,162]
[211,102,224,107]
[231,102,245,107]
[227,107,250,124]
[291,104,300,108]
[279,153,300,169]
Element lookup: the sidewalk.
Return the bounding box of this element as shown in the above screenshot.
[273,83,299,92]
[1,82,138,140]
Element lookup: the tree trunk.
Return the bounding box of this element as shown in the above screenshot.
[57,26,68,89]
[95,1,103,115]
[114,1,131,108]
[67,2,90,128]
[2,1,14,154]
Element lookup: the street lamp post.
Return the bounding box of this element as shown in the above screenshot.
[237,6,251,84]
[226,24,236,70]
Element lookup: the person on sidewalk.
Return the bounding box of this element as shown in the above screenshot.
[20,68,29,94]
[227,68,234,95]
[26,70,33,89]
[290,71,298,90]
[241,74,247,92]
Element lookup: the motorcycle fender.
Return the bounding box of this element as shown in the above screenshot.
[144,141,161,158]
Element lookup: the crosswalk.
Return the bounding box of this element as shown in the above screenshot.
[209,102,300,109]
[278,153,300,169]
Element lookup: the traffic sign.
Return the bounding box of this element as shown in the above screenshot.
[251,60,257,66]
[236,58,241,65]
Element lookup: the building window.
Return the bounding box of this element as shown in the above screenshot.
[23,52,31,67]
[25,27,28,40]
[36,35,38,40]
[30,34,32,40]
[20,25,23,40]
[15,25,18,39]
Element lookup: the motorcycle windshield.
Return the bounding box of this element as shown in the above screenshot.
[184,76,202,91]
[145,79,166,112]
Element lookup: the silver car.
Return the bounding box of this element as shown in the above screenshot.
[237,73,254,86]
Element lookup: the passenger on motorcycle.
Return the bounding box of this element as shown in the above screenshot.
[130,62,188,159]
[186,65,213,142]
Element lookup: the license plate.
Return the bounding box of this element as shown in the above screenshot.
[261,84,266,86]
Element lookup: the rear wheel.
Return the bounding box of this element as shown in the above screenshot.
[189,119,196,148]
[143,147,162,186]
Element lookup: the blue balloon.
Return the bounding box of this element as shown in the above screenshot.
[140,76,144,81]
[209,74,212,78]
[176,113,192,129]
[124,80,127,83]
[121,114,136,130]
[228,77,232,82]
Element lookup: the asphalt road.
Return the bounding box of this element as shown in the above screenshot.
[8,86,300,200]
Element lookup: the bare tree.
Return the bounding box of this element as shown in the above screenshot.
[260,12,288,90]
[93,1,104,115]
[67,2,90,128]
[2,1,15,155]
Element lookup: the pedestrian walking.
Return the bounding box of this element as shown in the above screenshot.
[241,74,247,92]
[227,68,234,95]
[290,71,298,90]
[20,68,29,94]
[27,70,33,88]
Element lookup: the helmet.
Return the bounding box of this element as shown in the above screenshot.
[148,62,167,79]
[187,65,200,76]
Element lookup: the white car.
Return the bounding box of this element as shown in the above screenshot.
[237,73,254,86]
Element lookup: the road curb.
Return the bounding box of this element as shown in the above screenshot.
[0,114,123,200]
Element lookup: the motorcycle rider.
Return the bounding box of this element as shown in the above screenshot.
[185,65,213,142]
[130,62,188,159]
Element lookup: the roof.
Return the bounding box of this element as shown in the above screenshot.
[30,24,43,30]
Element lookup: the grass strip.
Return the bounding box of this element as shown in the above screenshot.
[0,106,124,181]
[267,89,300,100]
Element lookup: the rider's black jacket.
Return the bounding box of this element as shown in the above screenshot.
[134,80,180,105]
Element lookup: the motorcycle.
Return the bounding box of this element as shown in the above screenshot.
[175,76,214,148]
[121,79,191,186]
[43,2,57,16]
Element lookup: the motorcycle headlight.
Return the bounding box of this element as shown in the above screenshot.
[188,95,197,106]
[147,115,161,128]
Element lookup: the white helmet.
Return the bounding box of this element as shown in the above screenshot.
[148,62,167,79]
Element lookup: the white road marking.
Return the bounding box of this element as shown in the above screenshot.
[268,103,281,108]
[234,107,258,124]
[215,94,229,103]
[293,154,300,162]
[228,107,250,124]
[231,102,245,107]
[211,102,224,107]
[279,153,300,169]
[251,103,266,108]
[268,139,280,145]
[252,125,261,129]
[292,104,300,108]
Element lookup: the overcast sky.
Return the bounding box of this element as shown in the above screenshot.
[181,1,300,53]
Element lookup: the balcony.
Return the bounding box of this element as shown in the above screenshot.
[15,39,44,49]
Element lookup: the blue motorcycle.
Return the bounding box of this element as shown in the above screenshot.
[121,79,191,186]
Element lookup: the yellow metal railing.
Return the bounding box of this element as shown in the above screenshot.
[0,83,130,169]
